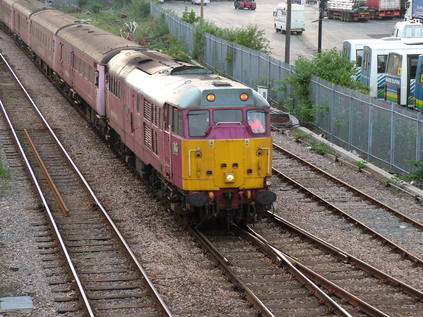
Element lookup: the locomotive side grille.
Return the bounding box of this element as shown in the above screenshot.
[144,99,152,121]
[144,123,152,149]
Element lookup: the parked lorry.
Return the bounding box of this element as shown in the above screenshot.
[326,0,370,21]
[367,0,401,18]
[273,3,305,34]
[411,0,423,18]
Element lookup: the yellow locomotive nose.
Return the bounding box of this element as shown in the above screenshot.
[182,137,272,191]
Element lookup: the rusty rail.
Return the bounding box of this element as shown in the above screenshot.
[24,129,69,217]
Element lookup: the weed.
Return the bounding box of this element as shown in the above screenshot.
[396,160,423,187]
[355,160,367,171]
[0,157,10,179]
[291,128,310,142]
[309,140,335,156]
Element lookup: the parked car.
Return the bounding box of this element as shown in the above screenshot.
[234,0,256,10]
[192,0,210,5]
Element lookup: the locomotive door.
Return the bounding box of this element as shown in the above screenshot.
[163,103,172,180]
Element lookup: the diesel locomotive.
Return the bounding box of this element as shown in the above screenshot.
[0,0,276,223]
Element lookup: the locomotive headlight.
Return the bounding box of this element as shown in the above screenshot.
[206,93,216,102]
[240,93,249,101]
[225,173,235,183]
[265,176,272,187]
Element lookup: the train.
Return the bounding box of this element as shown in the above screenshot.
[0,0,277,224]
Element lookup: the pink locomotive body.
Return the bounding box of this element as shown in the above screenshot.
[0,0,276,224]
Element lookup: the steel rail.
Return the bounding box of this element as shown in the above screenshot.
[0,98,95,317]
[239,226,389,317]
[273,143,423,229]
[264,211,423,301]
[189,226,275,317]
[24,129,70,217]
[272,166,423,265]
[235,225,353,317]
[0,53,173,316]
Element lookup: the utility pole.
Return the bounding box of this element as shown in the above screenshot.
[201,0,204,20]
[318,0,324,53]
[285,0,292,64]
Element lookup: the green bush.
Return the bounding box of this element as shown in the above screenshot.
[88,0,104,13]
[286,49,369,126]
[193,22,270,59]
[129,0,150,19]
[182,8,200,24]
[398,160,423,186]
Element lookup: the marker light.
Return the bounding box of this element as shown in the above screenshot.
[225,173,235,183]
[206,93,216,102]
[240,93,249,101]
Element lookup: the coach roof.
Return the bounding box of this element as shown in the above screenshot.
[31,9,80,34]
[57,23,141,64]
[12,0,50,17]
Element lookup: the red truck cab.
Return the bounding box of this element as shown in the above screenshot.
[234,0,256,10]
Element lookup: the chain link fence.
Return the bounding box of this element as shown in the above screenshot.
[150,2,422,173]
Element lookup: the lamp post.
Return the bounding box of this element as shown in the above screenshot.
[285,0,292,64]
[201,0,204,20]
[318,0,324,53]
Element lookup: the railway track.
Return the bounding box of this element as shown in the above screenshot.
[192,226,353,317]
[272,143,423,264]
[0,53,172,316]
[249,211,423,316]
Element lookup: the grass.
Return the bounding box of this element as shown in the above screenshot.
[0,157,10,179]
[355,160,367,171]
[61,1,189,61]
[291,128,311,142]
[309,140,335,156]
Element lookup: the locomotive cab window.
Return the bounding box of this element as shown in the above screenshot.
[247,110,266,134]
[171,108,183,136]
[188,110,209,137]
[213,109,242,123]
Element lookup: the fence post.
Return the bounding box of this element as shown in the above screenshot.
[348,90,352,151]
[367,101,373,162]
[389,102,395,170]
[329,83,335,141]
[417,111,422,161]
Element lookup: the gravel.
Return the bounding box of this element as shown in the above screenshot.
[0,31,255,316]
[1,25,422,316]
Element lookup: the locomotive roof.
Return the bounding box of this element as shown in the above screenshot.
[109,50,269,109]
[57,23,141,64]
[31,9,80,33]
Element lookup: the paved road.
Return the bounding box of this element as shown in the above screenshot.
[162,0,400,63]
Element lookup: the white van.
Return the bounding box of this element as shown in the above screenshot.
[392,20,423,38]
[192,0,210,5]
[273,3,305,35]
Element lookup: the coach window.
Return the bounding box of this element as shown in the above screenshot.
[214,109,242,123]
[377,55,387,74]
[247,110,266,134]
[356,49,363,68]
[188,110,209,137]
